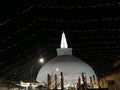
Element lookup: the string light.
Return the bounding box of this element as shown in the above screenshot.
[1,1,120,26]
[1,1,120,81]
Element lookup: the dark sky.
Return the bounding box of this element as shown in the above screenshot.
[1,0,120,82]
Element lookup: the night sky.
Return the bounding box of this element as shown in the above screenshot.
[1,0,120,82]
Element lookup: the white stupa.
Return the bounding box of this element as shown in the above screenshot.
[36,32,97,88]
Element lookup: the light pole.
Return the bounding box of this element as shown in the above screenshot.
[29,58,44,90]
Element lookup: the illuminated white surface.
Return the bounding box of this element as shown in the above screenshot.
[60,32,68,48]
[36,55,97,85]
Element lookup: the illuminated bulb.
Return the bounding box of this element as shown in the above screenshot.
[39,58,44,63]
[56,68,59,71]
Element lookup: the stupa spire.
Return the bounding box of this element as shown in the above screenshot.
[57,31,72,55]
[60,32,68,48]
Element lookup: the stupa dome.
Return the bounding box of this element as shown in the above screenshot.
[36,32,97,87]
[36,55,97,83]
